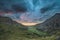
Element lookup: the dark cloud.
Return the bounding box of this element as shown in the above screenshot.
[0,0,27,12]
[40,3,56,13]
[0,0,60,23]
[12,4,27,12]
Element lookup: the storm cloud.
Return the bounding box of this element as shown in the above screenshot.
[0,0,60,23]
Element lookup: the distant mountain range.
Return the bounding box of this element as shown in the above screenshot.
[35,13,60,33]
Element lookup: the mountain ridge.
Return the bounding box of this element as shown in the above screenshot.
[35,13,60,32]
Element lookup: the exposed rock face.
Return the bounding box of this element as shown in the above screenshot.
[0,16,15,24]
[35,13,60,33]
[0,16,27,30]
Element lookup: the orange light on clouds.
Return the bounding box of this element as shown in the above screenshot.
[20,22,38,26]
[15,20,39,26]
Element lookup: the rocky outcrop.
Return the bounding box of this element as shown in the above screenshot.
[0,16,27,30]
[35,13,60,33]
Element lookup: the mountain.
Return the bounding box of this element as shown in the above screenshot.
[0,16,46,40]
[35,13,60,34]
[0,16,22,25]
[0,15,59,40]
[0,16,30,40]
[0,16,28,29]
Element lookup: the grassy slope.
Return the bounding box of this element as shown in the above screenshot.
[0,16,60,40]
[0,23,58,40]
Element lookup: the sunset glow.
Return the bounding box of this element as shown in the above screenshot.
[20,22,38,26]
[15,20,39,26]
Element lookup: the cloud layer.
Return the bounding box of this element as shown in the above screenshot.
[0,0,60,23]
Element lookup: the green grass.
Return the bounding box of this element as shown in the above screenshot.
[0,23,60,40]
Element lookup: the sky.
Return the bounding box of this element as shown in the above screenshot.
[0,0,60,24]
